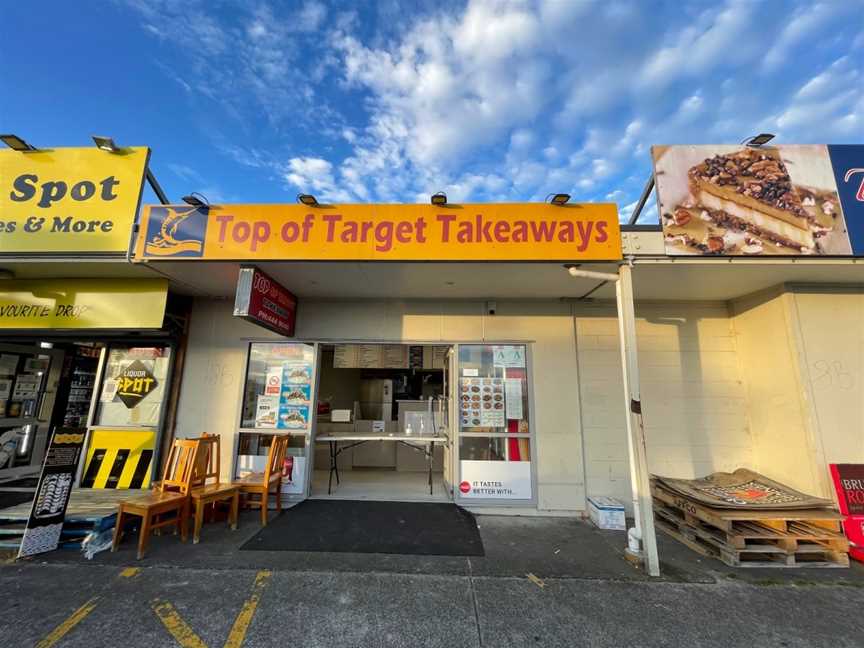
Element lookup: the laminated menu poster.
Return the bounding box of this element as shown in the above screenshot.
[278,405,309,430]
[255,395,279,428]
[278,360,312,430]
[18,429,85,557]
[460,377,505,429]
[504,379,523,420]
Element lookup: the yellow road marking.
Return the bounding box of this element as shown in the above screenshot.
[153,600,208,648]
[224,570,272,648]
[35,597,100,648]
[119,567,140,578]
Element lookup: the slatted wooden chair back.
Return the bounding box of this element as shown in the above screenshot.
[264,435,289,486]
[194,433,221,485]
[160,439,201,495]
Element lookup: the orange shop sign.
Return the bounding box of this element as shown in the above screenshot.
[134,202,621,261]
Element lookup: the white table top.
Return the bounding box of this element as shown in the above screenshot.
[314,434,443,443]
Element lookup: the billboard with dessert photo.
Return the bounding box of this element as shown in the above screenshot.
[653,145,861,256]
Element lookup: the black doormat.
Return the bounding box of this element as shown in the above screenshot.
[240,500,484,556]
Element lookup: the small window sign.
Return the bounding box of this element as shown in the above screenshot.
[462,368,479,377]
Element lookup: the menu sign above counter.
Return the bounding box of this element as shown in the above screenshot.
[233,266,297,337]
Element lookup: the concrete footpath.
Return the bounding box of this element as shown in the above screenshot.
[3,513,863,647]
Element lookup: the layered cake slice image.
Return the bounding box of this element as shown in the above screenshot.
[687,148,815,251]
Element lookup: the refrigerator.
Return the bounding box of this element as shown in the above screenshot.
[358,379,393,421]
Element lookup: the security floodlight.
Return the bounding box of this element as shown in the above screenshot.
[297,193,319,206]
[549,193,571,205]
[431,191,447,205]
[181,193,209,207]
[92,135,121,153]
[743,133,775,147]
[0,134,36,151]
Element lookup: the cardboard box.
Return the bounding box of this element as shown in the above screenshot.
[587,496,626,530]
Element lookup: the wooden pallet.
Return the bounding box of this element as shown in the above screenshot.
[651,483,849,568]
[0,488,147,551]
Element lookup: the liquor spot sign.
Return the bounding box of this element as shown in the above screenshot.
[0,146,150,254]
[135,202,621,261]
[233,266,297,337]
[115,360,159,409]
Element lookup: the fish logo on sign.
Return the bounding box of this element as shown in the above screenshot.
[115,360,158,409]
[143,205,208,257]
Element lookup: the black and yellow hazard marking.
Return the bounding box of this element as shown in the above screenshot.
[81,429,156,489]
[35,596,100,648]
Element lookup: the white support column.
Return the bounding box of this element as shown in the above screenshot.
[615,262,660,576]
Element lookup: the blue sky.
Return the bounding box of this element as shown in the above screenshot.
[1,1,862,221]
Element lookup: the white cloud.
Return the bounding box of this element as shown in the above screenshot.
[284,157,352,202]
[127,0,863,215]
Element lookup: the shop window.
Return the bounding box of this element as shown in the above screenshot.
[456,344,533,501]
[94,346,171,428]
[241,342,315,431]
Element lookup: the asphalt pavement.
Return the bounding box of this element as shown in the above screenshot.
[3,512,863,647]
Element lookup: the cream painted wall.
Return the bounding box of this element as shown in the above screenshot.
[789,289,864,475]
[174,298,587,512]
[730,289,824,496]
[578,301,754,509]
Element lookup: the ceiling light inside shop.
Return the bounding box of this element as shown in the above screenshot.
[297,194,319,206]
[431,192,447,205]
[549,193,570,205]
[0,133,36,151]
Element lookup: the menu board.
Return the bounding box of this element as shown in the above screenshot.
[459,377,505,429]
[381,345,408,369]
[504,379,523,419]
[333,344,357,368]
[357,345,381,368]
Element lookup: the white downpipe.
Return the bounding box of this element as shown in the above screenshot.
[614,263,660,576]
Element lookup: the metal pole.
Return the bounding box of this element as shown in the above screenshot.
[615,263,660,576]
[627,174,655,225]
[146,168,170,205]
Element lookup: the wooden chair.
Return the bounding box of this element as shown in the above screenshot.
[232,434,289,526]
[187,433,240,544]
[112,439,200,559]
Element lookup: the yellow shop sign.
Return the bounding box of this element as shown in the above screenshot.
[0,278,168,329]
[0,146,150,253]
[135,202,622,261]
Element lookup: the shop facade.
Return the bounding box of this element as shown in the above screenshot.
[0,145,187,491]
[1,141,862,576]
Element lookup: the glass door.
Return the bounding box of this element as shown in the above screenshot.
[454,344,535,504]
[0,343,64,482]
[237,341,318,502]
[80,345,173,489]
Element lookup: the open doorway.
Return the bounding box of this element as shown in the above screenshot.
[311,343,453,502]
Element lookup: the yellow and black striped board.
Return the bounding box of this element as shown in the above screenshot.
[80,429,156,489]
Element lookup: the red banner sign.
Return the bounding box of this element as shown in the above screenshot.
[233,266,297,337]
[830,464,864,516]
